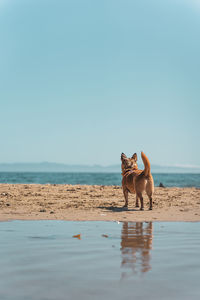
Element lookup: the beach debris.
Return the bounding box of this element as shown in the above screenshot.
[159,182,165,188]
[1,192,9,196]
[102,234,108,238]
[73,234,81,240]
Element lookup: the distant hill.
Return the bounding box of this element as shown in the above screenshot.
[0,162,199,173]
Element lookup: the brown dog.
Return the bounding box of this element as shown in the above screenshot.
[121,152,154,210]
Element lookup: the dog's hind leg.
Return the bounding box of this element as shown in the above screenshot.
[137,192,144,211]
[146,178,154,210]
[135,195,139,208]
[147,195,153,210]
[123,188,129,207]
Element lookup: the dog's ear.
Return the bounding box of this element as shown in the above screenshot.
[132,153,137,161]
[121,153,127,161]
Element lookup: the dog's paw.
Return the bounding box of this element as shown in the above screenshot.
[123,205,128,211]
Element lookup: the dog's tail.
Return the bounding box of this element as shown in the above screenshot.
[141,152,151,176]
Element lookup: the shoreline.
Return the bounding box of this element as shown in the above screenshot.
[0,184,200,222]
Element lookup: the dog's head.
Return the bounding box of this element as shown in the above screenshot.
[121,152,138,173]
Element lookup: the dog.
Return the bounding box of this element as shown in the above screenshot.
[121,152,154,210]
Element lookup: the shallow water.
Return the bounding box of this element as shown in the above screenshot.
[0,221,200,300]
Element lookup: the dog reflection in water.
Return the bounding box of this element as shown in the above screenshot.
[120,222,152,278]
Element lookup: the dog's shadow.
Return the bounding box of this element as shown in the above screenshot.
[98,206,138,212]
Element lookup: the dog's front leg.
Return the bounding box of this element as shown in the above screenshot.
[135,195,139,208]
[123,188,128,207]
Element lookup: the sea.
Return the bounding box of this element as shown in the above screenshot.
[0,172,199,187]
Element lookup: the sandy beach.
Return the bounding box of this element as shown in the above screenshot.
[0,184,199,222]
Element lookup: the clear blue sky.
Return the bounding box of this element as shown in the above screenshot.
[0,0,199,166]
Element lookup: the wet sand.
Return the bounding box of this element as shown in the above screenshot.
[0,184,200,222]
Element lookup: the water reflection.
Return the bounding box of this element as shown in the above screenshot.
[120,222,153,278]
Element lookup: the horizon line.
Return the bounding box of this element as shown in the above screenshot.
[0,161,200,169]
